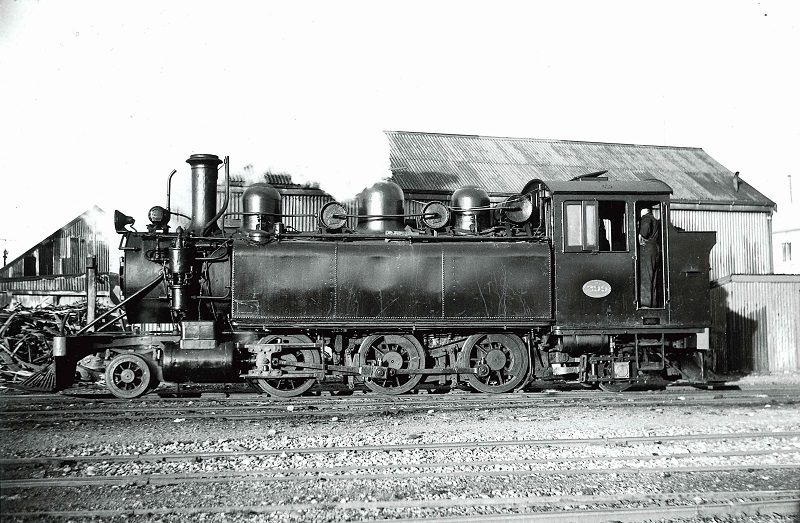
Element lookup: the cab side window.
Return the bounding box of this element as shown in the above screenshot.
[564,200,627,252]
[564,201,598,252]
[599,201,628,251]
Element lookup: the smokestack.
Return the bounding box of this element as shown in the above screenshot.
[186,154,222,235]
[733,171,740,192]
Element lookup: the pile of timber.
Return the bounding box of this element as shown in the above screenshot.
[0,302,106,384]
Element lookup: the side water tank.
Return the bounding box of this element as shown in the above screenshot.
[451,186,491,232]
[242,183,281,233]
[356,181,405,232]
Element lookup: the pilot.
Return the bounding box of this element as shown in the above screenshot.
[638,205,661,307]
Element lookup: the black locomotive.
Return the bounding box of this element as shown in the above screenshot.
[52,153,717,398]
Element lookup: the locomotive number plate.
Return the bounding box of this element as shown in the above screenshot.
[582,279,611,298]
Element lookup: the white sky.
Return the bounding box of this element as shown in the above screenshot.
[1,0,798,259]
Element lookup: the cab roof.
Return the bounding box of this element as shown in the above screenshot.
[522,178,673,197]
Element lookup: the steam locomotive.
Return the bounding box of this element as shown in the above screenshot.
[52,153,717,398]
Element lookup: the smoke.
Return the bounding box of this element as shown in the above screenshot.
[248,128,393,203]
[80,206,120,263]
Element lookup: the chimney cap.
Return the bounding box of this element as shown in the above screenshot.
[186,154,222,166]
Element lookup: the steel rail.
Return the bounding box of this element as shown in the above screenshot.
[4,448,797,479]
[2,386,796,404]
[392,499,800,523]
[3,463,799,489]
[1,390,795,416]
[1,490,798,520]
[4,388,795,407]
[2,430,798,466]
[1,396,794,423]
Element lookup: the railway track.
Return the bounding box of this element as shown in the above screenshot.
[3,386,798,521]
[3,463,798,520]
[4,491,798,522]
[0,389,795,423]
[3,384,795,404]
[3,429,799,465]
[4,453,800,488]
[3,436,798,520]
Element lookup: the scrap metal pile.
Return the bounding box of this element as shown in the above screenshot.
[0,302,106,385]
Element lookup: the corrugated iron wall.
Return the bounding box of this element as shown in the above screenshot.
[0,274,112,308]
[281,192,334,232]
[0,274,111,294]
[219,185,244,230]
[219,186,335,232]
[671,209,772,280]
[1,218,111,279]
[710,275,800,373]
[57,220,111,275]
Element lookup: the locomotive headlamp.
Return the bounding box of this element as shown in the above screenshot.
[148,206,171,227]
[114,210,136,233]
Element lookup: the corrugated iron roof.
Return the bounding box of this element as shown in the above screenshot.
[386,131,774,207]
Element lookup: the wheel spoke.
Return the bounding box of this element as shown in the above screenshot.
[359,334,424,395]
[252,335,319,398]
[465,334,529,394]
[105,354,153,399]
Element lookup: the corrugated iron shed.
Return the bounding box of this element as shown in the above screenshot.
[0,207,113,306]
[710,275,800,373]
[386,131,774,208]
[219,178,331,232]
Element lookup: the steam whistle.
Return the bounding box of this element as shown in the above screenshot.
[168,227,194,314]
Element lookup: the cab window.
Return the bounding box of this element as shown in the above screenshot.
[599,201,628,251]
[564,201,597,252]
[564,200,628,252]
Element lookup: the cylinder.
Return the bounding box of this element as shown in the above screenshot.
[451,186,491,232]
[558,334,610,356]
[356,181,405,233]
[186,154,223,235]
[161,342,237,382]
[242,183,281,233]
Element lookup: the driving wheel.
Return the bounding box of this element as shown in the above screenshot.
[253,334,320,398]
[358,334,425,395]
[463,334,528,393]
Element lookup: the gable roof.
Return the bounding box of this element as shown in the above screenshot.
[386,131,774,209]
[0,206,109,280]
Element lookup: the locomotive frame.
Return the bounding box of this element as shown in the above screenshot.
[50,153,718,398]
